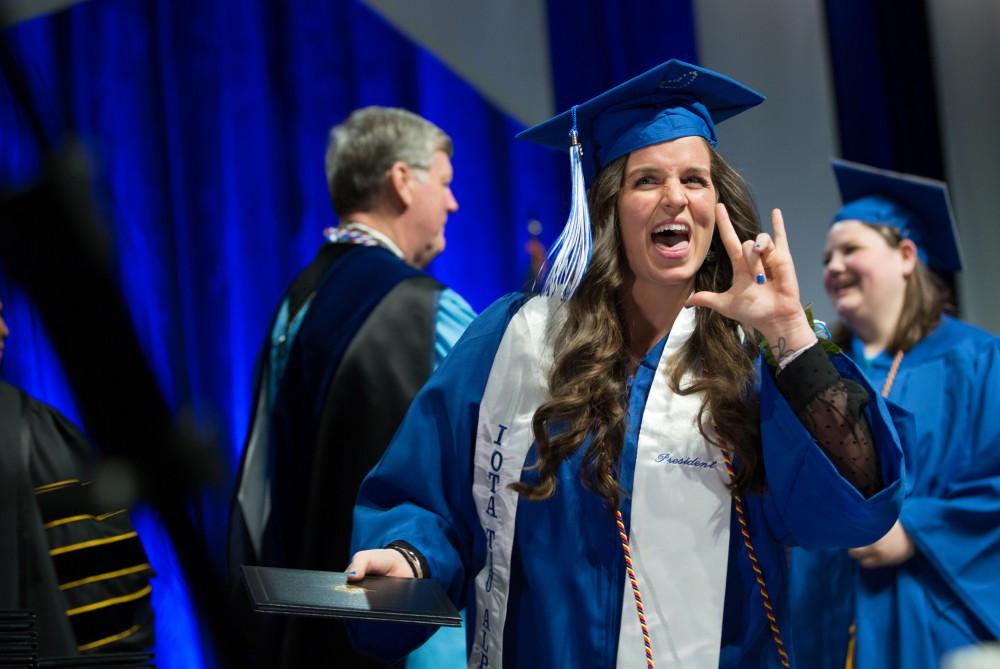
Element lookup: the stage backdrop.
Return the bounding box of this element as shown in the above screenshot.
[2,1,997,667]
[0,1,694,666]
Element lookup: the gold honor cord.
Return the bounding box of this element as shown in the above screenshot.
[722,450,791,668]
[617,447,793,669]
[616,509,655,668]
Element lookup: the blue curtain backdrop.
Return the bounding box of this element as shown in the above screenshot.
[824,0,944,179]
[823,0,951,297]
[0,1,695,666]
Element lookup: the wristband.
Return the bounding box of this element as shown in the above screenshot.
[387,543,424,579]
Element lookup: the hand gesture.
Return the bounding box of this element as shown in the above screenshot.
[687,204,816,355]
[848,520,916,569]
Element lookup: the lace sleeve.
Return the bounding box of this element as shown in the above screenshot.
[773,342,882,497]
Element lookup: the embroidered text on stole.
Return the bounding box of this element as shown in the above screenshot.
[470,297,555,669]
[615,305,731,668]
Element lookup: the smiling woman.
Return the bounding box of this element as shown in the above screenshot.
[823,221,919,355]
[790,160,1000,669]
[618,137,717,292]
[346,60,908,669]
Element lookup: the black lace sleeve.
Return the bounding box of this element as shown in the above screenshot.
[773,342,882,497]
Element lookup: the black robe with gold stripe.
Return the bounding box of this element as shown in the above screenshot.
[0,380,154,656]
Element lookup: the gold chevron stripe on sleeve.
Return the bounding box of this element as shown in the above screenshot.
[50,531,138,557]
[66,584,152,617]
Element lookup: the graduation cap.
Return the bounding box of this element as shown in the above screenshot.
[516,59,765,299]
[831,159,963,272]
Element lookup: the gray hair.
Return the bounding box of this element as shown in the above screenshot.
[324,106,453,217]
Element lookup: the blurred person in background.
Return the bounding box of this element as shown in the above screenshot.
[789,160,1000,669]
[0,301,155,657]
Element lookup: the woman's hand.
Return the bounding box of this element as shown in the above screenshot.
[346,548,414,582]
[688,204,816,357]
[847,520,916,568]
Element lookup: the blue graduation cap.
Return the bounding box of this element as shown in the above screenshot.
[831,159,963,272]
[516,59,765,299]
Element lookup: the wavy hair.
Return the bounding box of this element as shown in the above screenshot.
[831,223,955,353]
[512,141,764,510]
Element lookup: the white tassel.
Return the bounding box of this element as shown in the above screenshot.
[541,129,592,301]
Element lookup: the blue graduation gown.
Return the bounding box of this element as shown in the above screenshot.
[789,315,1000,669]
[351,294,904,668]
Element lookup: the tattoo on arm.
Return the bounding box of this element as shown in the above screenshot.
[776,337,791,362]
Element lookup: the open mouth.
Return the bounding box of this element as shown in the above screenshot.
[651,222,690,250]
[830,277,859,296]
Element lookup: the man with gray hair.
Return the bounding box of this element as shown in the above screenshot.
[228,106,473,668]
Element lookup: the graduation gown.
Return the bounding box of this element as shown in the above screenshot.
[789,315,1000,669]
[350,294,905,669]
[228,243,472,669]
[0,381,154,656]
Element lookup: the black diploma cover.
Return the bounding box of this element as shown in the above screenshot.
[241,566,461,626]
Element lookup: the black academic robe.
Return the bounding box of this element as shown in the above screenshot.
[0,380,154,657]
[228,243,445,668]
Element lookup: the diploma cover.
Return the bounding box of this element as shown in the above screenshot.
[241,566,461,626]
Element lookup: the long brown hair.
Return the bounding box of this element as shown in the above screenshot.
[512,141,764,510]
[831,224,954,353]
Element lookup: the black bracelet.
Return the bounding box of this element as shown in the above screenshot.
[387,543,423,579]
[774,341,847,413]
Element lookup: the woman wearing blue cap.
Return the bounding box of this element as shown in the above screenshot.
[789,160,1000,669]
[346,62,906,668]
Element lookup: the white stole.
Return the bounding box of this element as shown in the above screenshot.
[468,299,731,669]
[469,296,557,669]
[616,305,731,669]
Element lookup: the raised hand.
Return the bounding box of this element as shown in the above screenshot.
[687,204,816,357]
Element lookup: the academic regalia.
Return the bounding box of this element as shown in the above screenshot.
[350,293,904,669]
[349,59,905,669]
[789,160,998,669]
[789,316,1000,668]
[828,158,963,273]
[227,239,474,669]
[0,380,154,656]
